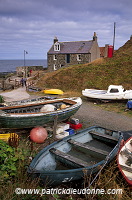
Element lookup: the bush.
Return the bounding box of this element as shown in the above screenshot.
[0,140,29,181]
[0,95,4,103]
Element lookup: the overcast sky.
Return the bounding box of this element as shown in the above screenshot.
[0,0,131,59]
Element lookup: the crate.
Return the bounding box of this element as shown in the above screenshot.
[66,122,82,130]
[65,128,75,135]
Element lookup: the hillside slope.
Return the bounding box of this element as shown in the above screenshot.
[37,37,132,93]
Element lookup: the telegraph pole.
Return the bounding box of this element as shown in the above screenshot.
[113,22,116,53]
[24,50,28,77]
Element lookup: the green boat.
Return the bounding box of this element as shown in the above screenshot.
[0,97,82,129]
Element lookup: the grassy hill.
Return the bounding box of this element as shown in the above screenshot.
[37,37,132,94]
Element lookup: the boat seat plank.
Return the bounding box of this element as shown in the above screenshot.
[50,148,89,168]
[120,164,132,173]
[89,131,118,142]
[68,139,108,156]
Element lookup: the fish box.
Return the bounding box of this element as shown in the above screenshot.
[66,122,82,130]
[65,128,75,135]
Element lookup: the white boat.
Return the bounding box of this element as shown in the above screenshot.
[82,85,132,101]
[117,137,132,187]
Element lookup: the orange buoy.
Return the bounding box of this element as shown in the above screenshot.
[30,127,48,143]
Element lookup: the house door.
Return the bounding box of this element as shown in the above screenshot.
[66,54,70,63]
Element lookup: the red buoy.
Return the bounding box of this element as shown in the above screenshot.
[30,127,48,144]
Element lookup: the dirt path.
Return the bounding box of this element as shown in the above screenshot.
[0,87,30,102]
[74,100,132,132]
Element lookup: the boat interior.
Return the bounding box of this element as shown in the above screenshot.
[0,99,76,114]
[4,96,53,107]
[34,128,119,171]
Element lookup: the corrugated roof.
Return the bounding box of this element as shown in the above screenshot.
[48,40,93,54]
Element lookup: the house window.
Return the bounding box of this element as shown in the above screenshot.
[77,54,81,61]
[53,55,57,60]
[54,42,60,51]
[66,54,70,63]
[60,64,64,68]
[54,64,57,71]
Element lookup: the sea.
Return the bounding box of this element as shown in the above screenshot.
[0,59,47,73]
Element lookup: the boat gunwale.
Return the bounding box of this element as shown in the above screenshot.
[0,98,77,111]
[0,102,81,117]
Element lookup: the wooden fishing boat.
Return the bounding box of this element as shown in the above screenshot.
[0,96,56,107]
[43,89,64,95]
[28,126,123,186]
[117,137,132,186]
[0,97,82,129]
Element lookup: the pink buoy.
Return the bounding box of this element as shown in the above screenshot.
[30,127,48,144]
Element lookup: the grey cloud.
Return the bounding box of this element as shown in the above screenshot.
[0,0,131,59]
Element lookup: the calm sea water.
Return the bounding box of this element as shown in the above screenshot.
[0,59,47,73]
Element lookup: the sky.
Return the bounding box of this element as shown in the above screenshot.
[0,0,132,59]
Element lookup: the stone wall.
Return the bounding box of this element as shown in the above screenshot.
[47,53,91,71]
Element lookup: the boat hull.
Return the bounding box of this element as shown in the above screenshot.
[44,89,63,95]
[0,106,80,129]
[82,89,132,101]
[117,137,132,186]
[28,126,123,186]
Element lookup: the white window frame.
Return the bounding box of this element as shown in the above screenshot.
[53,64,57,71]
[54,42,60,51]
[53,55,57,60]
[77,54,81,61]
[60,64,64,68]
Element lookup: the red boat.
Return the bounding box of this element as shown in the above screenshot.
[117,137,132,186]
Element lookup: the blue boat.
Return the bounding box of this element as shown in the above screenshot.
[28,126,123,186]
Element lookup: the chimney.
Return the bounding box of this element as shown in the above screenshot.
[93,32,97,42]
[53,36,58,44]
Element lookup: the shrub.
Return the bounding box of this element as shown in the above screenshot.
[0,95,4,103]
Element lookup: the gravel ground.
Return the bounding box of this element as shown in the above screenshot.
[74,99,132,132]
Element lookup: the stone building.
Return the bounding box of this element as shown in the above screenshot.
[47,32,100,71]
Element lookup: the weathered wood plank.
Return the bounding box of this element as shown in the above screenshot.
[68,139,109,156]
[50,148,89,168]
[89,131,118,141]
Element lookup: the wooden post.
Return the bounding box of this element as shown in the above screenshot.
[53,115,58,139]
[2,78,5,90]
